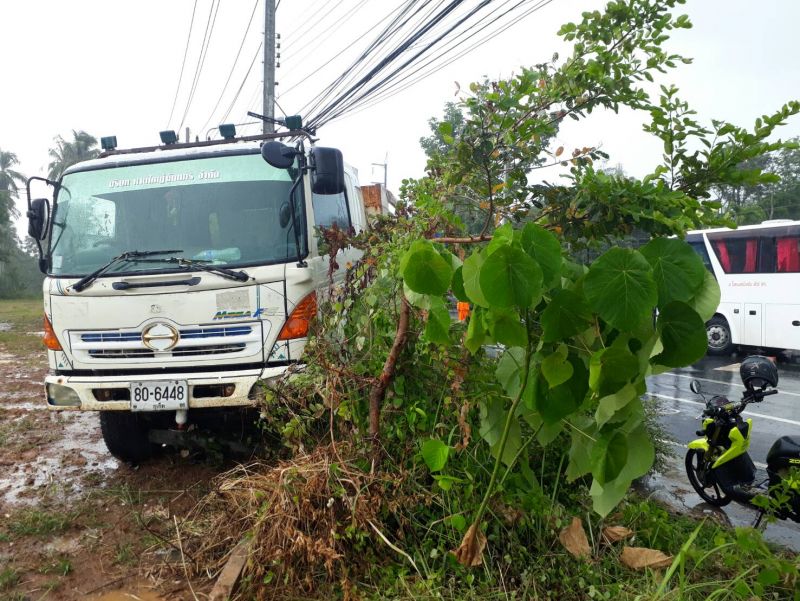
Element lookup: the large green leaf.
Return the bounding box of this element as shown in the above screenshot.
[462,250,490,308]
[688,270,721,322]
[640,238,706,307]
[495,347,526,397]
[521,223,563,287]
[479,397,521,467]
[566,416,597,481]
[480,246,543,309]
[424,297,451,345]
[654,301,707,367]
[484,222,514,256]
[588,346,639,395]
[399,240,453,295]
[540,289,593,342]
[533,355,588,424]
[590,424,654,516]
[541,344,573,388]
[594,382,638,427]
[451,266,469,302]
[591,430,628,484]
[421,439,450,472]
[486,308,528,347]
[464,306,487,354]
[584,248,657,331]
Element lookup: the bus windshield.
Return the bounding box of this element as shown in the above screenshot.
[49,152,304,276]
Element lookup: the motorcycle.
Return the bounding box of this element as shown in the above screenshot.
[684,355,800,526]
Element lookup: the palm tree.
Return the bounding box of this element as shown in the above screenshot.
[0,149,25,195]
[47,130,99,180]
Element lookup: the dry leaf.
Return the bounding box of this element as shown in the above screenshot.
[602,525,634,543]
[452,523,487,567]
[555,145,565,157]
[559,517,591,559]
[620,546,673,570]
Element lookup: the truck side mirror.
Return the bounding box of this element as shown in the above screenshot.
[311,147,344,195]
[261,141,295,169]
[27,198,50,241]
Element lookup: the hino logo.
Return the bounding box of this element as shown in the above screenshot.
[142,322,180,352]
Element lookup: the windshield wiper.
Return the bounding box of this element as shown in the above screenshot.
[167,257,250,282]
[71,249,182,292]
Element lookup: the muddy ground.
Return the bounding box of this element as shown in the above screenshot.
[0,302,229,600]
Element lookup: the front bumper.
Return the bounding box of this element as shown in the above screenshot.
[43,365,288,410]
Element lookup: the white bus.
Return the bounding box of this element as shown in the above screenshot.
[686,220,800,355]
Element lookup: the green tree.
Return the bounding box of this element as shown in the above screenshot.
[47,130,99,180]
[0,149,25,195]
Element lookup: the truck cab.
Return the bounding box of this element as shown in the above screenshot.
[27,132,365,461]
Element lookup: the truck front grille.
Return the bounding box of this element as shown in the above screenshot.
[71,323,263,365]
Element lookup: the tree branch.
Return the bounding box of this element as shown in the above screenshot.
[368,294,411,455]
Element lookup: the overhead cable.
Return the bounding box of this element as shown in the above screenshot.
[166,0,199,129]
[178,0,222,132]
[200,0,261,133]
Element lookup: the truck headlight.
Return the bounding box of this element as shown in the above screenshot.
[46,383,81,407]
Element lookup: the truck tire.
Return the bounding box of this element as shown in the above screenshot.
[706,316,733,356]
[99,411,154,464]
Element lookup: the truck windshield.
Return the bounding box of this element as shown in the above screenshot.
[49,152,304,276]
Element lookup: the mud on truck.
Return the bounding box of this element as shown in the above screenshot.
[26,128,367,462]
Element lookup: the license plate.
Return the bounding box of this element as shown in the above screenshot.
[130,380,188,412]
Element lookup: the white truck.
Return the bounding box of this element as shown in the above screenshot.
[26,129,366,462]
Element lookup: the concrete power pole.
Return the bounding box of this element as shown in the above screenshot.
[263,0,276,134]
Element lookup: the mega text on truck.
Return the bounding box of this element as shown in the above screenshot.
[26,131,366,462]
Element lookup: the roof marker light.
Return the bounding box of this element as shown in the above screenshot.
[159,130,178,145]
[219,123,236,139]
[100,136,117,151]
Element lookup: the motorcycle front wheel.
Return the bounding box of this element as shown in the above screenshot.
[685,449,732,507]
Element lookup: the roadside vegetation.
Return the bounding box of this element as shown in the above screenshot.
[163,1,799,599]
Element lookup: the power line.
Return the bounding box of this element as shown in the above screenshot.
[221,41,263,123]
[166,0,199,129]
[344,0,554,118]
[178,0,222,132]
[200,0,261,133]
[308,0,488,128]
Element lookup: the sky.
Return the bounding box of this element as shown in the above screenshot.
[1,0,799,237]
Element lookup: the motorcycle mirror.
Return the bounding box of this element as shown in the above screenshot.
[689,380,702,395]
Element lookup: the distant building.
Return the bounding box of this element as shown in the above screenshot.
[361,183,396,217]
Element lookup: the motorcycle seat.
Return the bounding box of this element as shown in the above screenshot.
[766,435,800,463]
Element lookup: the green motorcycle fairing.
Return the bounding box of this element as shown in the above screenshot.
[686,418,753,469]
[712,418,753,469]
[687,418,714,452]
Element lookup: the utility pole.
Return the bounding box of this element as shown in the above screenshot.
[263,0,276,134]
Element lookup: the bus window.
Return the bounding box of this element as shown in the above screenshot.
[710,237,759,273]
[777,236,800,272]
[758,237,776,273]
[688,240,713,272]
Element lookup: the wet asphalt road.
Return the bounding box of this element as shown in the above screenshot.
[646,352,800,549]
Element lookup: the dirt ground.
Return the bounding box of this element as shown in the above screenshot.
[0,303,238,600]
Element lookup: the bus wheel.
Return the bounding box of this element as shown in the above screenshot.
[706,316,733,356]
[99,411,154,464]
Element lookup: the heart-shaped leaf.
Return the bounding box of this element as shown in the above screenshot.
[584,248,656,331]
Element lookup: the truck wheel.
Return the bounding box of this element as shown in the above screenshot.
[99,411,154,464]
[706,316,733,356]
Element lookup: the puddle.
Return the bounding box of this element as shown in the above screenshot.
[0,323,10,332]
[0,412,118,505]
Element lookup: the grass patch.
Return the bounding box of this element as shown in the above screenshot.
[114,542,137,566]
[0,298,45,356]
[0,567,19,591]
[39,555,73,577]
[6,508,75,538]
